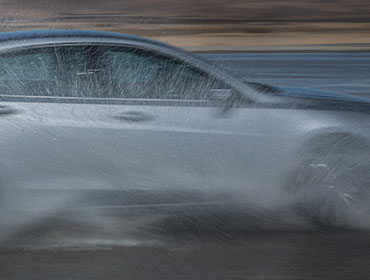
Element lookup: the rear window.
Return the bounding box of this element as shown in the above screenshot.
[0,53,55,82]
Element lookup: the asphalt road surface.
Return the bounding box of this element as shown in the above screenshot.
[2,230,370,280]
[2,52,370,280]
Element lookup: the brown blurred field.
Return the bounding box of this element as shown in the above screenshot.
[0,0,370,51]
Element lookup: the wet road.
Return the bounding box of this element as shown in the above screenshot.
[2,231,370,280]
[2,52,370,279]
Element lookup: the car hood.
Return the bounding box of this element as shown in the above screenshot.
[275,85,370,103]
[242,81,370,112]
[244,81,370,104]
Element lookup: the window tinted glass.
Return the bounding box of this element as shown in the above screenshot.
[55,46,97,98]
[0,49,58,96]
[0,46,99,97]
[107,51,159,84]
[0,53,54,81]
[96,47,229,100]
[0,45,229,100]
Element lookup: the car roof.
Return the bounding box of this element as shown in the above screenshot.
[0,29,168,48]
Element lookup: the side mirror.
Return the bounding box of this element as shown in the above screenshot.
[212,88,249,117]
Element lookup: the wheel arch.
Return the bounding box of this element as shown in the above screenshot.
[298,131,370,157]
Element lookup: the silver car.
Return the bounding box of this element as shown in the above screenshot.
[0,29,369,228]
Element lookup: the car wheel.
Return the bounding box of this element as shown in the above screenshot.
[288,141,370,228]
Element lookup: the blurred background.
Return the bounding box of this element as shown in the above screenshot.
[1,0,370,51]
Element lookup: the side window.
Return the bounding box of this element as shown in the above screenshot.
[54,46,95,98]
[0,46,231,101]
[0,49,58,96]
[0,46,95,98]
[97,48,229,100]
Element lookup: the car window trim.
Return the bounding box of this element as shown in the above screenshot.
[0,38,260,102]
[0,42,254,106]
[0,94,221,107]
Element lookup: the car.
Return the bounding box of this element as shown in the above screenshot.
[0,29,369,229]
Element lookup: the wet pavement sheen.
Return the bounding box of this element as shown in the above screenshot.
[2,231,370,279]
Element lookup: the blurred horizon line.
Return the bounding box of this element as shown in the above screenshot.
[0,0,369,51]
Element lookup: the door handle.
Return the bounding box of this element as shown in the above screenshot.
[114,111,153,122]
[0,105,16,115]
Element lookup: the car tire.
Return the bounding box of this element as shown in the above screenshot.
[288,138,370,228]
